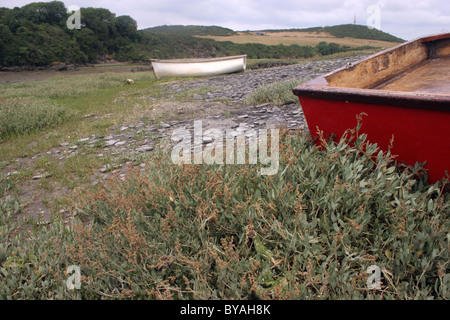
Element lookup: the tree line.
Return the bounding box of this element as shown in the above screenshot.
[0,1,140,67]
[142,25,237,36]
[0,1,379,68]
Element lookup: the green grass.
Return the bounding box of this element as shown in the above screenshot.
[0,71,159,160]
[0,70,170,204]
[0,72,149,99]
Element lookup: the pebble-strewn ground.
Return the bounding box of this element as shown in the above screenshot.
[164,56,362,102]
[5,55,367,222]
[96,55,364,161]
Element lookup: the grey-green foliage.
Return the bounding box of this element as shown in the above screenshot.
[0,197,82,299]
[0,129,448,299]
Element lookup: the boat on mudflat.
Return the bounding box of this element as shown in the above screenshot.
[151,55,247,79]
[293,33,450,184]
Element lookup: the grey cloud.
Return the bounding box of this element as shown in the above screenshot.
[2,0,449,39]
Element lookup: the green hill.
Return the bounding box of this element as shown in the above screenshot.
[325,24,404,42]
[142,25,237,36]
[0,2,404,68]
[261,24,405,43]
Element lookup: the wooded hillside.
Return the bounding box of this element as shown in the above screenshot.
[0,2,404,68]
[0,1,140,67]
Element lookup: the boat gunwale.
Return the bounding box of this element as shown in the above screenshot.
[150,54,247,64]
[293,85,450,111]
[293,32,450,111]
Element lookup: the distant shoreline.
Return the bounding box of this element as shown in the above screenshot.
[0,50,378,84]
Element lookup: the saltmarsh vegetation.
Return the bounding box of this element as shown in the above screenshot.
[1,124,448,299]
[0,97,71,138]
[0,71,157,157]
[0,70,166,207]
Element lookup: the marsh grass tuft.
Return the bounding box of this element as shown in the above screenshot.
[0,71,157,139]
[0,97,73,138]
[245,78,304,105]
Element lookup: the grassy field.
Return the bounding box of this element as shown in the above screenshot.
[0,71,158,159]
[196,31,399,49]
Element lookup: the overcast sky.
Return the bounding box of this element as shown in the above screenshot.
[2,0,449,40]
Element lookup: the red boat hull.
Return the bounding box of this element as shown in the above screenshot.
[293,33,450,184]
[299,97,450,183]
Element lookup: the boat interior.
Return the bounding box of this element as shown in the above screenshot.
[324,34,450,95]
[375,57,450,94]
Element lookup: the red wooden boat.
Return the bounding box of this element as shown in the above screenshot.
[293,33,450,184]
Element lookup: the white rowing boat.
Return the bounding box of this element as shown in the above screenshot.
[150,55,247,79]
